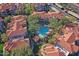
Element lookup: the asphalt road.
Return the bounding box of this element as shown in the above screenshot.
[49,3,69,16]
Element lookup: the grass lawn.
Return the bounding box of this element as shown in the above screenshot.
[0,43,3,53]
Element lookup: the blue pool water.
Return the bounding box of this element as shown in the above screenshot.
[37,27,49,38]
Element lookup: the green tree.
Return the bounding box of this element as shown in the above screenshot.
[0,43,3,53]
[48,17,70,44]
[49,18,59,32]
[15,9,20,15]
[10,45,32,56]
[24,4,35,15]
[44,4,49,12]
[27,15,40,36]
[59,17,71,26]
[1,33,8,43]
[3,16,11,31]
[4,16,11,24]
[48,32,58,44]
[49,17,70,33]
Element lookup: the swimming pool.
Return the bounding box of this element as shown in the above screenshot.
[37,26,49,38]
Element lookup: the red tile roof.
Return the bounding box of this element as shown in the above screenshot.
[32,11,64,19]
[61,32,75,43]
[4,38,29,52]
[6,15,27,37]
[0,4,15,12]
[40,44,65,56]
[56,24,79,54]
[0,3,24,12]
[71,44,79,53]
[62,24,79,40]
